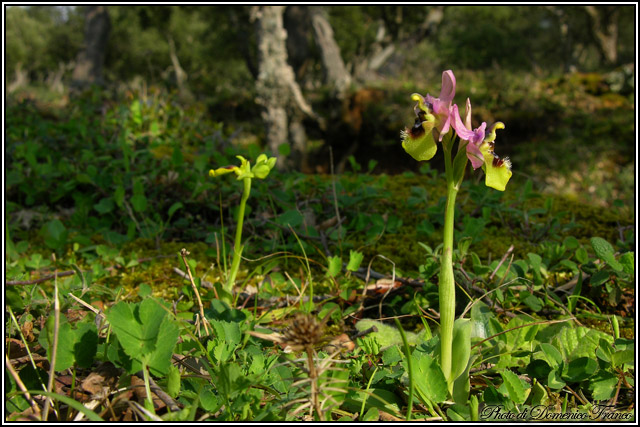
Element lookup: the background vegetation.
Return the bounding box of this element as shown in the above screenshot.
[4,5,636,422]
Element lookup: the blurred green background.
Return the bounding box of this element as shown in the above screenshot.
[5,5,635,217]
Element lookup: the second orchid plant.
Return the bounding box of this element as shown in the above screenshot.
[401,70,512,397]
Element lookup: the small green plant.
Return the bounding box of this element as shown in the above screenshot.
[209,154,277,304]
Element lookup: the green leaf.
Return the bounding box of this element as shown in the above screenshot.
[39,315,75,371]
[551,327,613,363]
[590,237,622,271]
[42,219,68,250]
[362,407,379,421]
[138,283,152,298]
[412,353,448,404]
[611,349,634,368]
[276,209,304,228]
[130,194,148,213]
[326,256,342,278]
[563,236,579,250]
[107,299,179,375]
[166,365,181,398]
[619,252,634,275]
[73,322,98,369]
[588,372,618,401]
[564,357,598,382]
[277,142,291,156]
[451,319,471,382]
[94,197,115,214]
[500,370,528,405]
[540,343,563,368]
[168,202,184,218]
[346,250,364,272]
[590,270,611,286]
[200,388,221,412]
[575,247,589,264]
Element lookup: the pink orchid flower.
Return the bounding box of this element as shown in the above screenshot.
[450,102,512,191]
[401,70,457,162]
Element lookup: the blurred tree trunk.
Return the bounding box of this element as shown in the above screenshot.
[308,6,352,99]
[545,6,575,72]
[72,6,111,88]
[7,63,29,94]
[167,35,193,102]
[584,6,619,65]
[251,6,322,171]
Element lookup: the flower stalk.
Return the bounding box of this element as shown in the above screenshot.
[400,70,512,393]
[209,154,276,305]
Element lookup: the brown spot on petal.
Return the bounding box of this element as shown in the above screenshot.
[493,157,504,167]
[409,118,425,139]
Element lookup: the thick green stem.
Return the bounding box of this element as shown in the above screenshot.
[440,137,458,385]
[225,177,251,300]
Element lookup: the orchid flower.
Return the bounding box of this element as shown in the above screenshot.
[451,103,512,191]
[401,70,456,162]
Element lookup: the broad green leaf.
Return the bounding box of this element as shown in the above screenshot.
[595,338,613,363]
[575,247,589,264]
[550,327,613,363]
[590,237,622,271]
[107,299,179,375]
[500,370,528,405]
[362,407,379,421]
[200,388,221,412]
[276,209,304,228]
[588,372,618,401]
[540,343,563,368]
[73,322,98,369]
[94,197,114,214]
[39,315,75,371]
[42,219,68,250]
[130,194,148,213]
[611,349,634,368]
[547,369,566,389]
[564,357,598,382]
[412,353,448,404]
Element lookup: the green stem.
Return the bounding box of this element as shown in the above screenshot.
[395,318,414,421]
[440,137,458,386]
[225,177,251,302]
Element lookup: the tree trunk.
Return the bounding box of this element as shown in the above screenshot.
[584,6,619,65]
[252,6,320,170]
[7,62,29,94]
[308,6,352,99]
[72,6,111,88]
[167,35,193,102]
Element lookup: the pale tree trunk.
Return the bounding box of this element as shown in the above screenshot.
[251,6,322,171]
[584,5,619,65]
[167,35,193,101]
[308,6,352,99]
[8,62,29,93]
[72,6,111,88]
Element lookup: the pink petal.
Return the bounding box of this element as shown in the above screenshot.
[439,70,456,105]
